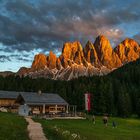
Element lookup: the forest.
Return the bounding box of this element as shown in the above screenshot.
[0,59,140,117]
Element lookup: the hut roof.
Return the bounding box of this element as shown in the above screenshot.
[19,92,68,105]
[0,90,68,105]
[0,91,19,99]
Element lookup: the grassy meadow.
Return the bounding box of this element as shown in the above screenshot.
[0,112,29,140]
[35,116,140,140]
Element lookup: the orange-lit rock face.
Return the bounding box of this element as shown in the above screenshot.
[94,35,122,69]
[17,35,140,80]
[47,51,57,69]
[74,51,82,64]
[61,41,84,66]
[62,41,83,60]
[114,38,140,64]
[84,41,100,66]
[31,53,47,70]
[56,58,61,70]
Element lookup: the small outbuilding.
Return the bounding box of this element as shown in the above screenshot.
[18,104,30,116]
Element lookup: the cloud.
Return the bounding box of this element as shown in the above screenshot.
[8,54,32,62]
[0,55,11,62]
[0,0,139,54]
[16,57,32,62]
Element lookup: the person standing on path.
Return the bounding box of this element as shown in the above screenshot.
[112,121,117,128]
[92,115,96,124]
[103,115,108,127]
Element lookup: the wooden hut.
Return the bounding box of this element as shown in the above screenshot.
[0,91,19,112]
[16,91,69,115]
[0,90,69,116]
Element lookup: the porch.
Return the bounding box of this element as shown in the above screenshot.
[27,104,77,117]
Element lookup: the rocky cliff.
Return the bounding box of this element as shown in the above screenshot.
[17,35,140,80]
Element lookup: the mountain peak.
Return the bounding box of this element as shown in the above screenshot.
[62,41,83,57]
[94,35,111,48]
[31,53,47,71]
[95,35,110,44]
[94,35,122,69]
[114,38,140,64]
[85,40,94,49]
[47,51,57,69]
[61,41,83,67]
[16,36,140,80]
[97,34,108,39]
[84,41,99,65]
[49,51,55,55]
[94,35,113,59]
[122,38,139,47]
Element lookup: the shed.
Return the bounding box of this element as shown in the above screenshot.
[18,104,29,116]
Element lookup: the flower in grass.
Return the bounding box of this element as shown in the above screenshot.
[71,133,78,139]
[62,130,70,136]
[53,125,57,129]
[53,125,59,131]
[77,134,81,139]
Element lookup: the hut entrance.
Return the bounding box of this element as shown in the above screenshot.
[18,104,29,116]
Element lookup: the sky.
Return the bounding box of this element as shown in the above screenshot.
[0,0,140,72]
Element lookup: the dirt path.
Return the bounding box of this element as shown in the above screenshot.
[25,117,47,140]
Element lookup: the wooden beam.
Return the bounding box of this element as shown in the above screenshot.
[43,104,45,114]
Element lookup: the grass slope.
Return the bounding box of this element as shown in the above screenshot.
[36,116,140,140]
[0,112,29,140]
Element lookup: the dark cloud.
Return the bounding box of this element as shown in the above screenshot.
[0,0,140,54]
[0,53,32,63]
[16,57,32,62]
[8,53,32,62]
[0,55,11,62]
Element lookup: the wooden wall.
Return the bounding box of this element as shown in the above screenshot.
[0,99,16,106]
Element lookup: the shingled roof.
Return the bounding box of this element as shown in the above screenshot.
[18,92,68,105]
[0,90,68,105]
[0,91,19,99]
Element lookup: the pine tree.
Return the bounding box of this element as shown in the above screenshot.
[117,86,132,117]
[136,98,140,117]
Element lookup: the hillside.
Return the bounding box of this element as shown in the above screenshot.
[0,113,29,140]
[35,117,140,140]
[0,71,15,77]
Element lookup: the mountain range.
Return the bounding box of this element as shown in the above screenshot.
[1,35,140,80]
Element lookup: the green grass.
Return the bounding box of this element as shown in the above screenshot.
[35,116,140,140]
[0,112,29,140]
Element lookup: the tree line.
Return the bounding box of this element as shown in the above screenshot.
[0,59,140,117]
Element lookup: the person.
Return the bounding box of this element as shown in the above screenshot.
[103,115,108,127]
[92,115,95,124]
[112,121,117,128]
